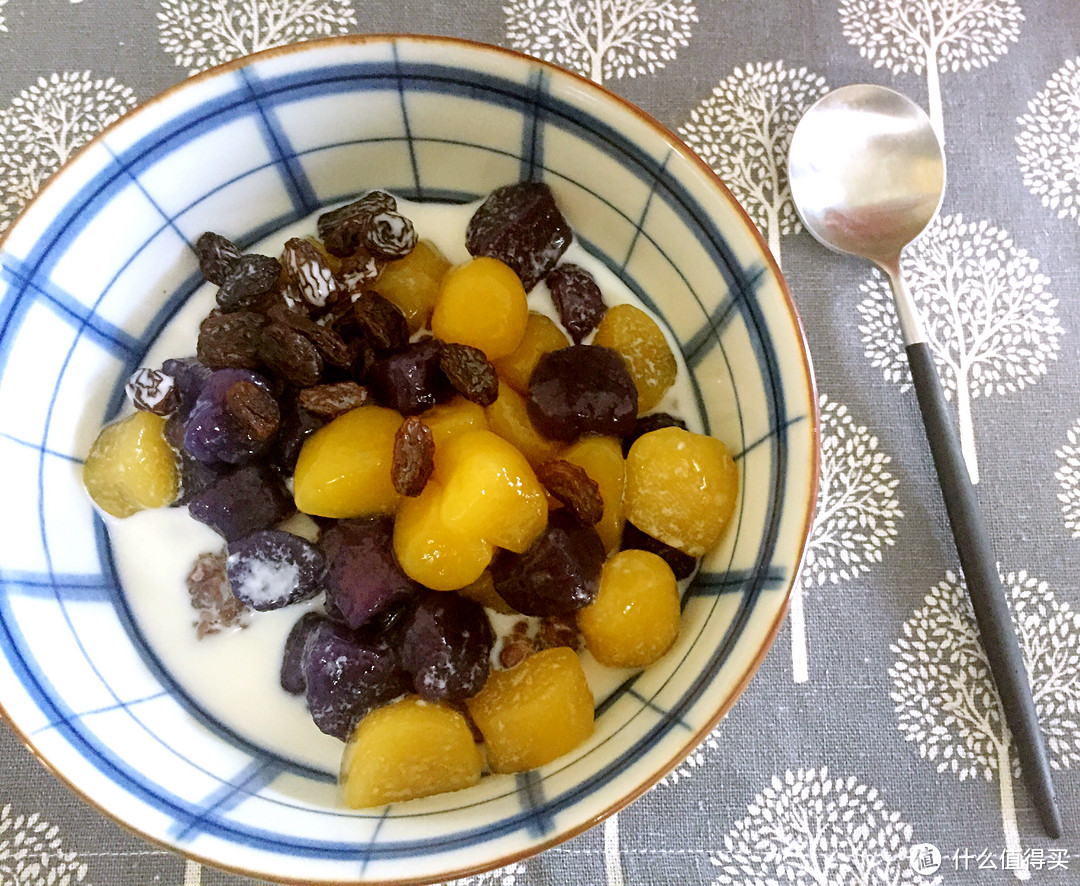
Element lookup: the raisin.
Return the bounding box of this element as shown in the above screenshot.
[317,191,399,257]
[194,232,242,286]
[197,311,266,370]
[499,640,531,669]
[298,381,369,418]
[536,459,604,525]
[225,379,281,444]
[439,343,499,406]
[498,621,536,669]
[125,368,178,416]
[338,248,379,291]
[258,323,323,386]
[267,303,352,369]
[392,416,435,497]
[281,237,338,308]
[216,254,282,311]
[537,614,584,653]
[365,210,418,259]
[622,411,688,456]
[316,291,359,333]
[186,549,249,639]
[354,291,410,351]
[350,338,376,381]
[547,264,606,343]
[465,182,572,291]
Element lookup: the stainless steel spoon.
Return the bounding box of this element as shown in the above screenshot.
[787,83,1063,839]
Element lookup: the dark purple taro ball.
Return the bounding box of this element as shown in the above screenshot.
[526,345,638,442]
[187,464,294,542]
[399,592,493,702]
[280,611,325,695]
[464,182,572,291]
[225,530,327,611]
[300,619,409,740]
[320,517,421,629]
[546,263,606,343]
[491,509,605,617]
[368,338,448,415]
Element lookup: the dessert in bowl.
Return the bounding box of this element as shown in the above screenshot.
[0,35,818,884]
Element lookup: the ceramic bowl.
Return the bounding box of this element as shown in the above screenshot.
[0,35,818,884]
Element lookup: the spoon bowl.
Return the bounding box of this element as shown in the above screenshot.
[788,84,945,269]
[787,83,1063,840]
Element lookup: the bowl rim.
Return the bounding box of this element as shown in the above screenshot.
[0,32,820,885]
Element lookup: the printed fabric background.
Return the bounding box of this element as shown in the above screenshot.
[0,1,1078,884]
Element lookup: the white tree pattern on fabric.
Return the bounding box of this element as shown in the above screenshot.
[183,859,202,885]
[503,0,697,84]
[157,0,358,75]
[1055,419,1080,538]
[1016,57,1080,226]
[856,212,1061,485]
[707,767,940,886]
[677,61,827,267]
[658,728,721,786]
[890,569,1080,881]
[0,72,137,230]
[437,862,525,885]
[837,0,1023,144]
[0,0,7,33]
[789,395,901,683]
[0,804,91,885]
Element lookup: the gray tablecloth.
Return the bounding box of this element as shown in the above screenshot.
[1,2,1078,884]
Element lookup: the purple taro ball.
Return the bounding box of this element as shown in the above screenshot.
[301,619,409,740]
[226,530,327,611]
[183,368,278,465]
[280,611,324,695]
[491,509,605,617]
[187,464,294,541]
[320,517,421,629]
[465,182,572,291]
[526,345,638,442]
[399,592,493,702]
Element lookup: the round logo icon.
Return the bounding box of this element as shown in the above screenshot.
[910,843,942,875]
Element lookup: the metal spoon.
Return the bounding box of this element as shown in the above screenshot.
[787,83,1063,839]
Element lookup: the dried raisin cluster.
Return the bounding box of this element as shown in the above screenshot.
[82,182,740,808]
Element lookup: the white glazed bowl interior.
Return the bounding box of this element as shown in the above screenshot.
[0,36,817,885]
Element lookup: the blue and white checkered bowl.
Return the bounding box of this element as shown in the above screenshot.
[0,36,818,884]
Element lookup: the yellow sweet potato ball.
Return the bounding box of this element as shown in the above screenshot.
[466,647,594,773]
[82,411,179,518]
[341,696,482,807]
[624,427,738,556]
[577,549,680,668]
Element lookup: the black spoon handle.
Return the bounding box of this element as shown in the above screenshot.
[906,341,1063,839]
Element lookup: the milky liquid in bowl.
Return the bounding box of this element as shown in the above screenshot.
[105,197,703,776]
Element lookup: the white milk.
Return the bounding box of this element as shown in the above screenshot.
[107,197,701,775]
